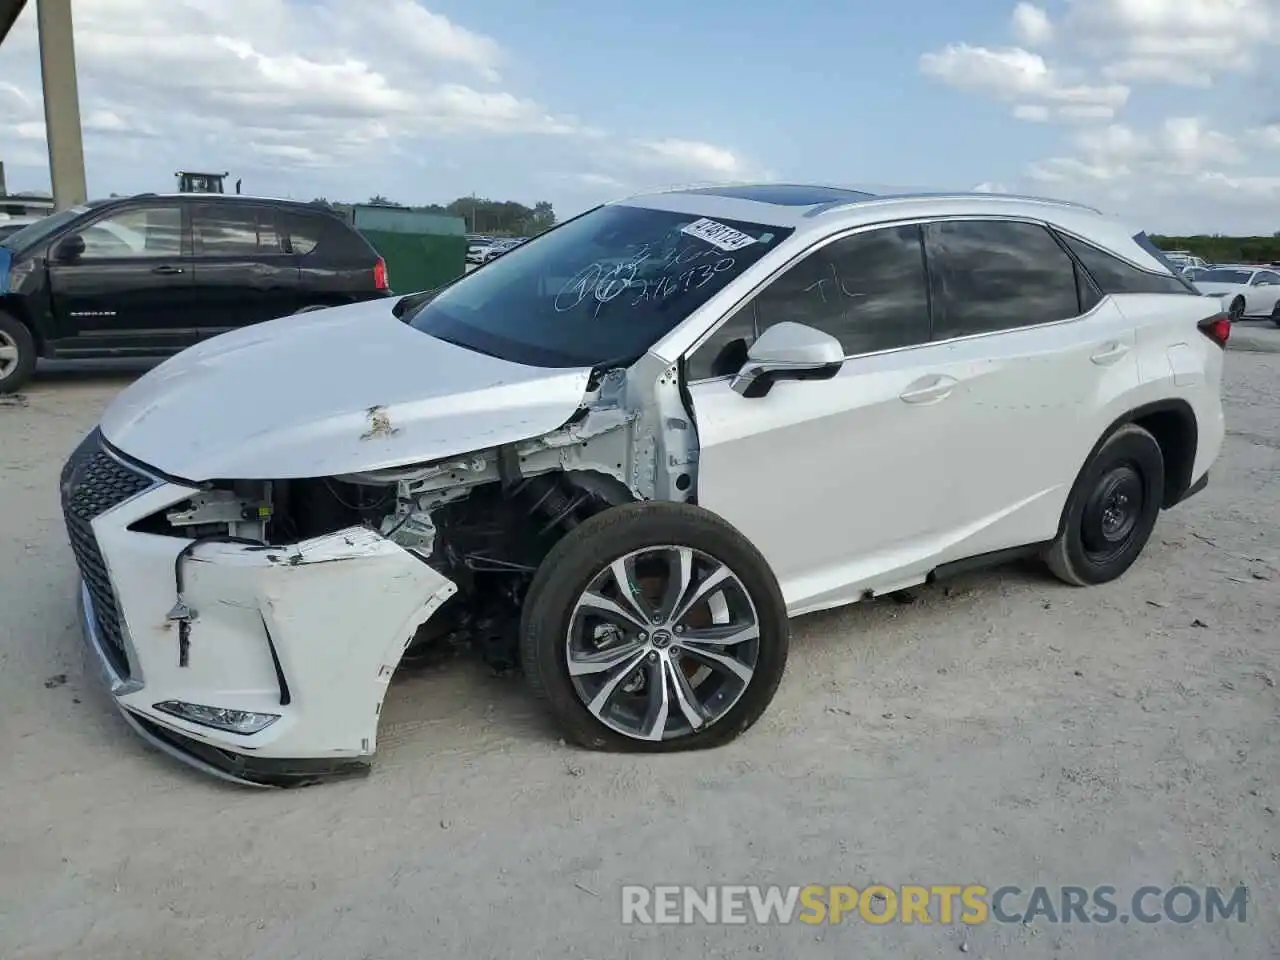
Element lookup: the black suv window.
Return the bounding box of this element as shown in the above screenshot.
[78,206,182,259]
[281,211,324,255]
[193,204,281,256]
[1060,233,1192,295]
[924,220,1081,339]
[688,224,930,381]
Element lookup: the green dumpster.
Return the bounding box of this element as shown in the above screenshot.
[349,205,467,294]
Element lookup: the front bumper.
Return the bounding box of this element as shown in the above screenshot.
[64,431,458,787]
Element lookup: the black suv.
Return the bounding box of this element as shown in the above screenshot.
[0,193,390,392]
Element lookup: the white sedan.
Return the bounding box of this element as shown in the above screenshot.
[1191,265,1280,323]
[60,184,1227,786]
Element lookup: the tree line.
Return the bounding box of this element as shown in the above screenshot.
[1151,235,1280,264]
[360,195,556,237]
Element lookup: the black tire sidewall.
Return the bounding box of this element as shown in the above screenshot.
[1230,297,1245,320]
[0,313,36,394]
[520,501,789,752]
[1059,426,1164,585]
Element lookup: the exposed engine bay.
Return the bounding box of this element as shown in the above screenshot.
[135,362,700,673]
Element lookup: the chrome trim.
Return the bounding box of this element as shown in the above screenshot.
[114,709,272,789]
[679,215,1113,384]
[79,579,143,696]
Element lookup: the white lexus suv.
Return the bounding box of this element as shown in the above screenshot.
[61,183,1228,787]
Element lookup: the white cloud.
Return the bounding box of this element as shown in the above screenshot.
[632,139,745,177]
[1249,124,1280,148]
[1073,0,1277,87]
[1029,117,1243,183]
[919,43,1129,120]
[1013,104,1050,122]
[1011,3,1053,46]
[0,0,747,209]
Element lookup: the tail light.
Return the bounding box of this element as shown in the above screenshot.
[373,256,389,291]
[1197,312,1230,349]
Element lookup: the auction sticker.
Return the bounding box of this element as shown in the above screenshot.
[680,217,759,252]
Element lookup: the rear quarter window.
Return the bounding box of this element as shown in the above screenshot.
[1059,233,1195,295]
[282,210,374,262]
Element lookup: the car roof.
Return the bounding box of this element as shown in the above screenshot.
[610,181,1163,267]
[113,192,335,211]
[614,181,1104,231]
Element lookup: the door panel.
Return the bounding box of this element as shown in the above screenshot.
[691,345,977,615]
[46,203,195,355]
[909,301,1138,564]
[190,203,302,338]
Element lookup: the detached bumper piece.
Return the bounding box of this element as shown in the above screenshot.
[61,429,459,788]
[124,709,371,788]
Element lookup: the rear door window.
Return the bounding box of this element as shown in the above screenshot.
[192,204,282,256]
[923,220,1082,339]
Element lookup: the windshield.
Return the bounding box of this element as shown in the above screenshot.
[0,203,98,251]
[1198,268,1253,284]
[409,204,791,367]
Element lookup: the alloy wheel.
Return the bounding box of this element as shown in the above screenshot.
[565,545,760,742]
[0,329,18,381]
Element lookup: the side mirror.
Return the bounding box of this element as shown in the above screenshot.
[54,234,86,261]
[730,321,844,399]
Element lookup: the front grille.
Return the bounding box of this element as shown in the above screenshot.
[60,430,155,679]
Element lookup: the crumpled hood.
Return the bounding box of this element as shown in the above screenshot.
[100,299,594,481]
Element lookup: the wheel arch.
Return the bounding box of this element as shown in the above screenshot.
[1058,398,1198,541]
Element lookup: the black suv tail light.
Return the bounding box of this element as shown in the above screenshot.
[373,256,389,291]
[1197,312,1230,349]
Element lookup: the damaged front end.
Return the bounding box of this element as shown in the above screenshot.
[65,357,699,786]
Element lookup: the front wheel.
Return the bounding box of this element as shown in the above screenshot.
[0,312,37,395]
[1229,296,1246,322]
[1044,424,1165,586]
[521,501,790,751]
[1270,301,1280,327]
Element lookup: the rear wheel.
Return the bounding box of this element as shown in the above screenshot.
[1045,424,1165,586]
[521,501,789,751]
[0,312,36,394]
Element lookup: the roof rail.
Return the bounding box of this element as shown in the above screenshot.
[806,191,1103,219]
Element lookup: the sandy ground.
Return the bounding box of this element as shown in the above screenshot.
[1,329,1278,959]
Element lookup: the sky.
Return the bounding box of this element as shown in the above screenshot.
[1,0,1278,234]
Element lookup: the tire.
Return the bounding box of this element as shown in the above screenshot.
[1044,424,1165,586]
[521,501,789,752]
[1270,301,1280,327]
[1228,296,1245,322]
[0,311,37,395]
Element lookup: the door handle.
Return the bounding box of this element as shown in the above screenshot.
[152,265,184,275]
[1090,341,1129,365]
[899,374,957,404]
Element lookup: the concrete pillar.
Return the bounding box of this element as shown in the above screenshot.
[36,0,87,210]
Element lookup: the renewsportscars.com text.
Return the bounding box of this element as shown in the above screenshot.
[621,884,1248,926]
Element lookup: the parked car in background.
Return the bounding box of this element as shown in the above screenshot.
[0,193,390,392]
[466,238,496,265]
[1189,265,1280,324]
[473,237,526,265]
[60,184,1225,785]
